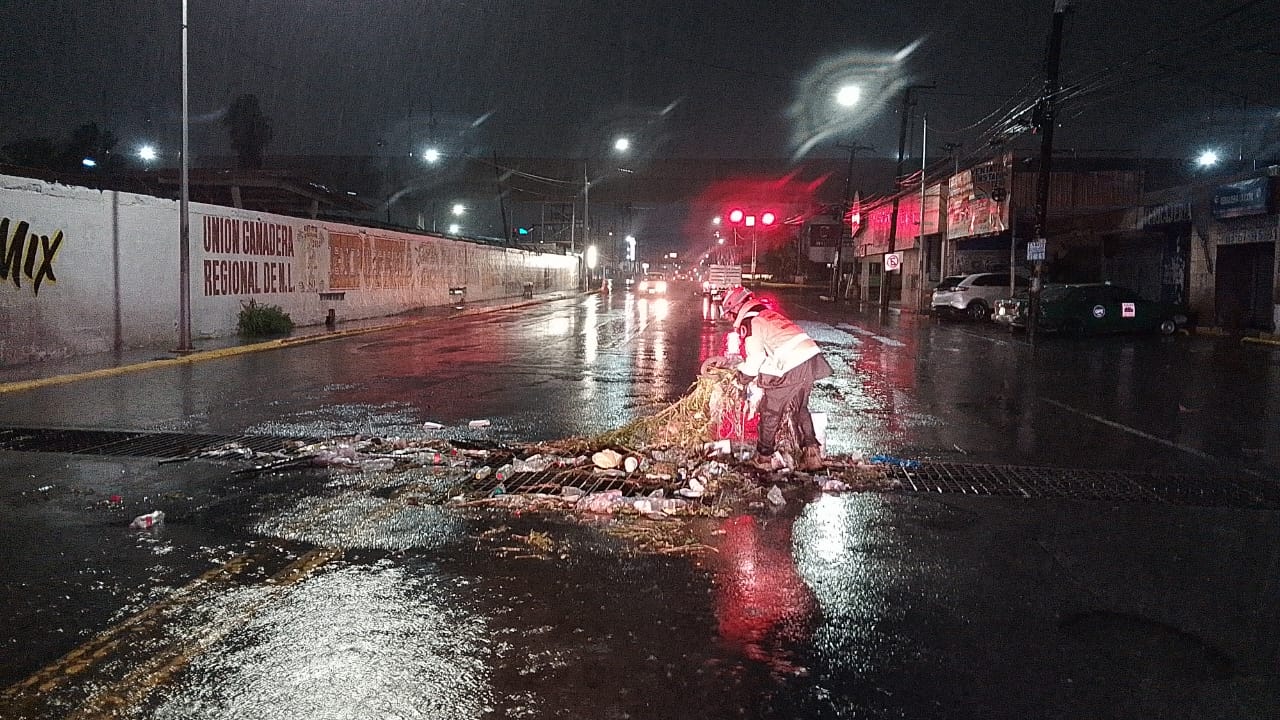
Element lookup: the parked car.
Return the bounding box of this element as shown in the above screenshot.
[637,272,668,294]
[932,272,1029,321]
[993,283,1190,336]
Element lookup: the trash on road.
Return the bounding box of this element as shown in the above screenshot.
[130,510,165,529]
[192,365,903,525]
[766,486,786,506]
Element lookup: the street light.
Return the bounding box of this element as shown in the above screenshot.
[452,203,466,216]
[448,223,461,234]
[1196,149,1220,167]
[835,84,862,107]
[138,144,158,163]
[423,147,441,163]
[614,137,631,153]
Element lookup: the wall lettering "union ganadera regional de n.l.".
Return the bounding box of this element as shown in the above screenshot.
[202,216,296,296]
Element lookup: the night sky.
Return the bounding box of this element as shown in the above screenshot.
[4,0,1278,168]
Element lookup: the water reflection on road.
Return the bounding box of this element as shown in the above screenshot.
[150,561,492,720]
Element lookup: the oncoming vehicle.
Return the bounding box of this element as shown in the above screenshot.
[932,272,1029,321]
[994,283,1190,336]
[637,272,668,294]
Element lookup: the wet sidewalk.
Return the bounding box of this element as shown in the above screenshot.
[0,292,580,391]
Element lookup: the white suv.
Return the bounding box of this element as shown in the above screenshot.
[932,272,1029,321]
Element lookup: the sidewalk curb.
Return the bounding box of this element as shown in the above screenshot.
[0,294,576,395]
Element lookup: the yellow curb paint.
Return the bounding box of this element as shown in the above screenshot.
[0,298,546,395]
[1243,336,1280,347]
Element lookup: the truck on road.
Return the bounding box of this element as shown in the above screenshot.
[701,264,742,300]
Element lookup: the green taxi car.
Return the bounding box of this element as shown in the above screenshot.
[993,283,1190,336]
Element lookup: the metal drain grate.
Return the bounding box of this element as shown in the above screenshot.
[887,462,1280,510]
[3,425,1274,510]
[0,426,310,459]
[471,470,650,497]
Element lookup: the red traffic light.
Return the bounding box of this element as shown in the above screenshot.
[760,211,776,226]
[728,208,744,224]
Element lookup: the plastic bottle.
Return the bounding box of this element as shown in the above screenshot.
[130,510,165,529]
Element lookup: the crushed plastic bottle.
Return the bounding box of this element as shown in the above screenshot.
[766,486,786,506]
[130,510,165,530]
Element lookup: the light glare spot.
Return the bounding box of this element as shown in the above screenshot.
[836,85,861,107]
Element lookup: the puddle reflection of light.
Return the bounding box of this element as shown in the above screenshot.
[792,495,897,674]
[804,494,850,563]
[540,316,572,337]
[150,562,491,719]
[644,297,670,320]
[582,297,598,366]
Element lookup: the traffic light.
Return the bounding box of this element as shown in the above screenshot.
[516,227,530,235]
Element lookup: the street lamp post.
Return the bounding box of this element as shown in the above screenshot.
[176,0,192,354]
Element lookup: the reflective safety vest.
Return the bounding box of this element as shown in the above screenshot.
[736,309,822,380]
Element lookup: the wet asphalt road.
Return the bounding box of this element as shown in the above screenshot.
[2,284,1279,718]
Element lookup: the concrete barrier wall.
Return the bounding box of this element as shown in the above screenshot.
[0,173,578,365]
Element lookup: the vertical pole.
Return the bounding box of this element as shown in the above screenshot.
[833,144,858,298]
[882,91,914,317]
[583,161,590,261]
[493,150,509,243]
[918,114,928,311]
[176,0,192,354]
[1030,1,1068,346]
[882,84,934,318]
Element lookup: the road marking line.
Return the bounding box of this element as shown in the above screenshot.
[835,323,904,346]
[0,552,260,702]
[62,547,342,720]
[1042,398,1268,478]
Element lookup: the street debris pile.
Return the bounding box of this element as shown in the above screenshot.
[191,367,898,534]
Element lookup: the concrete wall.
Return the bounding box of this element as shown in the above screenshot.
[0,173,577,365]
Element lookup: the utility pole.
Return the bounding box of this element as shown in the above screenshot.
[833,141,873,299]
[1029,0,1070,345]
[882,83,935,318]
[493,150,509,243]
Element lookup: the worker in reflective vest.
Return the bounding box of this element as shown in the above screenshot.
[720,286,832,472]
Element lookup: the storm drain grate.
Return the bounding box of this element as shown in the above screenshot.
[887,461,1280,510]
[3,426,1274,510]
[471,470,647,497]
[0,426,311,459]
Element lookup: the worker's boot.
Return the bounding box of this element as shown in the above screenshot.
[799,445,824,472]
[750,453,775,471]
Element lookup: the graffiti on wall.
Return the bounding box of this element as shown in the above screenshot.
[368,235,411,289]
[329,232,363,290]
[201,216,296,296]
[1,218,63,296]
[298,225,325,292]
[329,232,412,290]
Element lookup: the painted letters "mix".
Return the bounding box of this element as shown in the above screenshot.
[1,218,63,296]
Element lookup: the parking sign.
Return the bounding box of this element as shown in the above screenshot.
[884,252,903,272]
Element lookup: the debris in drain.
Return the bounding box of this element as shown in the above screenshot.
[191,367,898,522]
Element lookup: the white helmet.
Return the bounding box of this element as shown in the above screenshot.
[720,285,754,316]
